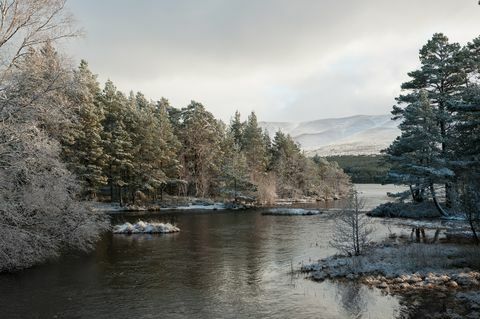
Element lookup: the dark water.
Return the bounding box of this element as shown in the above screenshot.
[0,185,409,319]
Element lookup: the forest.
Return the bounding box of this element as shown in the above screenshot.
[326,155,391,183]
[0,0,350,271]
[14,53,350,206]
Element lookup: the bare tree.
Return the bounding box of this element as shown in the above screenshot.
[330,191,374,256]
[0,0,79,87]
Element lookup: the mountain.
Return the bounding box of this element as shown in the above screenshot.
[259,114,400,156]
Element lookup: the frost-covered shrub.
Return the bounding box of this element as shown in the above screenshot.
[0,124,108,272]
[330,192,373,256]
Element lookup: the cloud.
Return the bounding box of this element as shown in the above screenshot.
[65,0,480,121]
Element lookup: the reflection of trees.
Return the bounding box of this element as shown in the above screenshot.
[335,281,366,318]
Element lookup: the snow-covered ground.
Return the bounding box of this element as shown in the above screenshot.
[260,114,400,156]
[262,208,323,216]
[113,221,180,234]
[162,203,226,210]
[92,201,228,213]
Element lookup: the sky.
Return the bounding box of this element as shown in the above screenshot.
[64,0,480,122]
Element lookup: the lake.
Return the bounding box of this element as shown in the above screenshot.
[0,184,411,319]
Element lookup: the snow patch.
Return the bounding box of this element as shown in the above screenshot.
[113,221,180,234]
[262,208,323,216]
[164,203,226,210]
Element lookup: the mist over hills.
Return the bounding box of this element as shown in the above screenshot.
[259,114,400,156]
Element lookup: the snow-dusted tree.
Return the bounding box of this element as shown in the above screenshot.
[100,81,134,204]
[386,90,452,216]
[63,60,107,198]
[270,130,305,198]
[0,123,108,271]
[0,0,79,87]
[0,1,107,270]
[178,101,224,197]
[243,111,268,181]
[126,92,181,203]
[392,33,465,207]
[229,110,245,148]
[221,130,252,201]
[153,98,181,181]
[2,41,75,141]
[330,191,373,256]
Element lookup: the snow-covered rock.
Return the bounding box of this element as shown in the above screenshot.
[113,221,180,234]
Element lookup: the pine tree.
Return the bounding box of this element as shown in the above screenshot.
[100,80,134,205]
[243,112,268,181]
[64,60,107,198]
[386,90,452,215]
[393,33,465,206]
[179,101,224,197]
[229,110,245,148]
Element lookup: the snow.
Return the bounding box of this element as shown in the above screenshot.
[302,243,480,287]
[164,203,226,210]
[262,208,323,215]
[113,221,180,234]
[259,114,400,156]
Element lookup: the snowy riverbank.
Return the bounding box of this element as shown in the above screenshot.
[262,208,323,216]
[302,240,480,318]
[93,201,250,213]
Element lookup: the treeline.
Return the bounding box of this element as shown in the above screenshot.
[12,46,350,206]
[326,155,391,184]
[385,33,480,220]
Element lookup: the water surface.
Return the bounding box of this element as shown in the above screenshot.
[0,184,408,319]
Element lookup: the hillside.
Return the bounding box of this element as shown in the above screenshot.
[260,114,400,156]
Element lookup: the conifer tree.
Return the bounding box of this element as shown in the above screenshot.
[393,33,465,206]
[229,110,245,148]
[243,112,268,181]
[100,81,134,204]
[64,60,107,198]
[386,90,451,215]
[221,129,252,201]
[179,101,224,197]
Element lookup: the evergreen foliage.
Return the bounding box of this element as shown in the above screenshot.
[386,34,480,217]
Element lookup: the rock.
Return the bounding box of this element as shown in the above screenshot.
[453,273,480,287]
[446,281,459,289]
[399,283,411,289]
[408,275,423,284]
[377,282,388,289]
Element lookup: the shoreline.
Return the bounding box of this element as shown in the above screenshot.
[301,238,480,318]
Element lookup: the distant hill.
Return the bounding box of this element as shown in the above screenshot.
[259,114,400,156]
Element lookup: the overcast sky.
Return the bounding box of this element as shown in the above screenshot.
[64,0,480,122]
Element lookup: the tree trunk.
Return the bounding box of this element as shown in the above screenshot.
[468,213,480,245]
[430,184,449,217]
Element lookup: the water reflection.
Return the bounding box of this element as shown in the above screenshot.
[0,186,409,319]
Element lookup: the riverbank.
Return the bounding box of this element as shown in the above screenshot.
[93,197,251,213]
[302,233,480,318]
[92,197,348,214]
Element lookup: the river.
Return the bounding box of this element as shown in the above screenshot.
[0,184,411,319]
